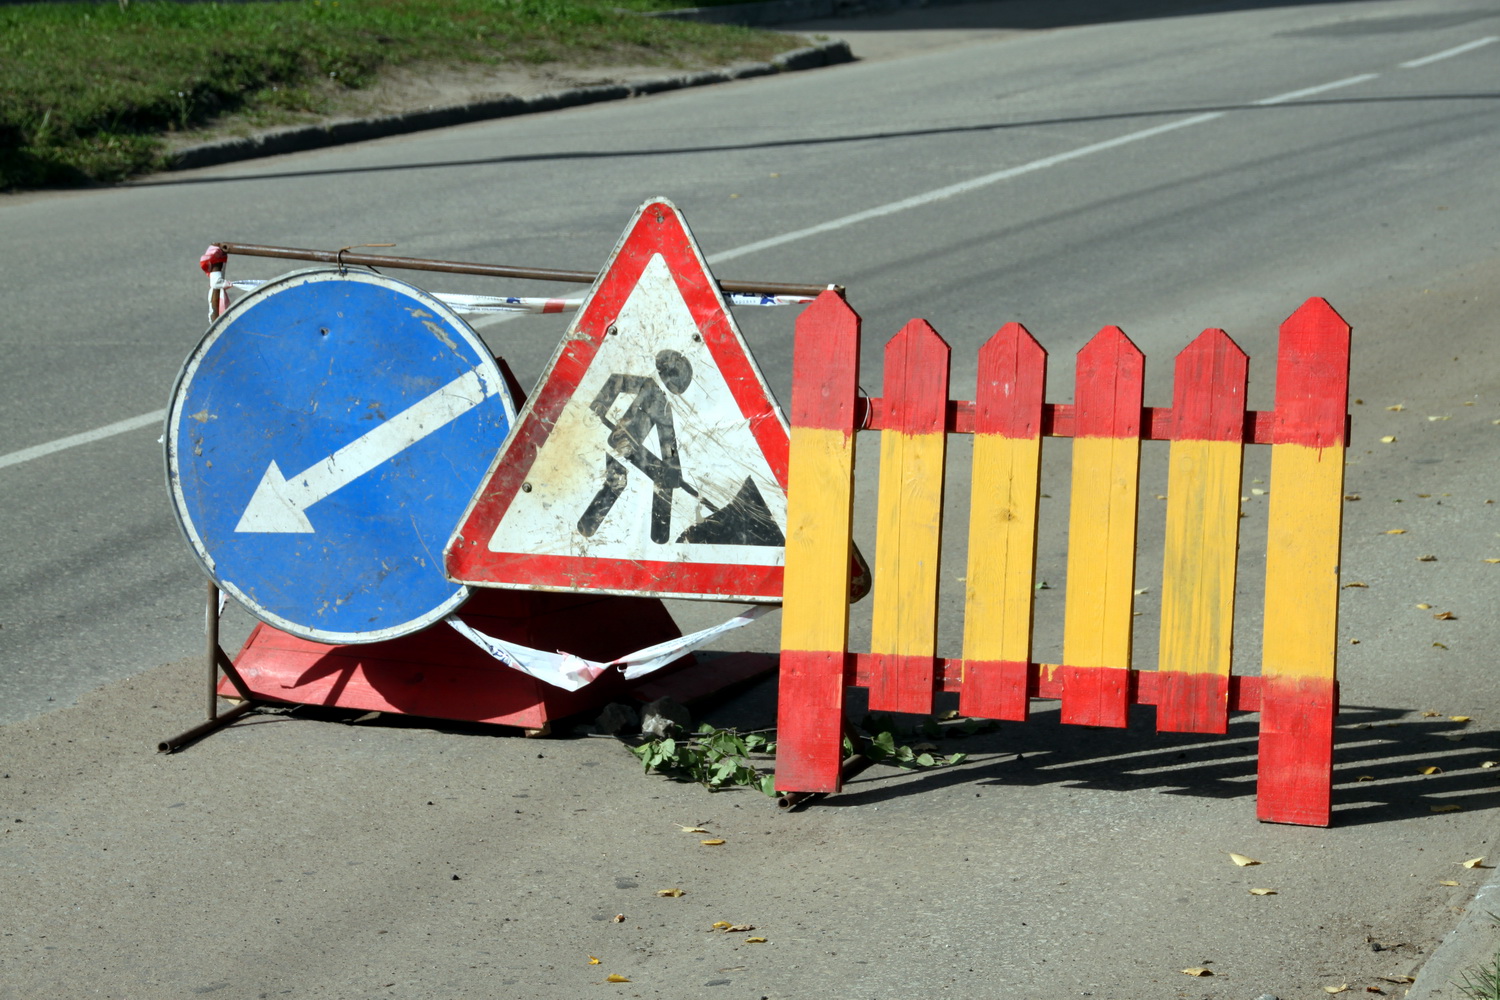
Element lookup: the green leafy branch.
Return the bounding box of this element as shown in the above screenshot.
[628,725,779,797]
[628,712,986,797]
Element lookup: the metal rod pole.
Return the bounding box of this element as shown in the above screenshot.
[157,699,257,754]
[215,241,841,298]
[776,754,876,810]
[207,581,220,722]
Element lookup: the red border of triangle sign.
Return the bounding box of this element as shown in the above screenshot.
[445,199,796,603]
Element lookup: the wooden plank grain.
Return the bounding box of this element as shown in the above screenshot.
[869,320,950,715]
[776,291,861,793]
[1061,326,1143,728]
[1157,329,1248,734]
[1257,297,1350,826]
[961,323,1045,720]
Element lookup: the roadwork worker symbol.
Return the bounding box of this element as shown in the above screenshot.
[576,349,785,548]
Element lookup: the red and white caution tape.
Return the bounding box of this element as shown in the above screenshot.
[201,256,813,319]
[446,604,775,691]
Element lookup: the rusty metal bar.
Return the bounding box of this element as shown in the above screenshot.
[156,581,265,753]
[215,241,841,298]
[207,581,220,721]
[776,753,876,810]
[157,699,257,754]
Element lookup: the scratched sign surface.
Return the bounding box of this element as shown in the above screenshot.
[166,268,516,643]
[446,199,791,602]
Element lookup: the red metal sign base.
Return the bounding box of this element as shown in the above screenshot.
[219,588,702,731]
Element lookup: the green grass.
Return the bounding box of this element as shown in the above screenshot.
[0,0,793,190]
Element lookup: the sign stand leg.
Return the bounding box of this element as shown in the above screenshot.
[156,582,269,753]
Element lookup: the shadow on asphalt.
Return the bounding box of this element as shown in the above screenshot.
[803,0,1496,34]
[229,690,1500,828]
[129,93,1499,189]
[806,702,1500,827]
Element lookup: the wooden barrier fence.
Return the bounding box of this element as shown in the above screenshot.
[775,294,1351,827]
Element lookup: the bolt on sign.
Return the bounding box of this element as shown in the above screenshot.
[446,199,805,602]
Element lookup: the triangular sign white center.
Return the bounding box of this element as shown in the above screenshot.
[446,199,792,602]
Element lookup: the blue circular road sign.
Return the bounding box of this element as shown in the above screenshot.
[166,268,516,643]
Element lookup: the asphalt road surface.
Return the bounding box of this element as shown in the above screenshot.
[4,1,1500,997]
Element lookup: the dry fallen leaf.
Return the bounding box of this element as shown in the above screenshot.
[1180,968,1213,977]
[1380,436,1397,443]
[1366,988,1386,995]
[656,888,685,897]
[1432,804,1463,813]
[1249,888,1277,895]
[605,974,631,983]
[1482,761,1498,769]
[1416,603,1433,609]
[1229,853,1261,867]
[1422,710,1443,717]
[1434,611,1457,620]
[1345,494,1362,501]
[1252,488,1267,495]
[700,839,726,846]
[1380,976,1416,984]
[1434,642,1449,650]
[588,956,601,965]
[1422,766,1443,775]
[1486,559,1500,564]
[1387,404,1406,411]
[724,925,755,933]
[1343,582,1369,588]
[677,826,709,833]
[1418,554,1438,562]
[1429,415,1452,421]
[1440,880,1461,886]
[745,937,767,944]
[1385,529,1407,535]
[1450,715,1471,722]
[1462,858,1490,869]
[1325,985,1349,995]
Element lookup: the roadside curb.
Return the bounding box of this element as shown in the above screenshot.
[166,39,851,173]
[1409,874,1500,998]
[645,0,971,27]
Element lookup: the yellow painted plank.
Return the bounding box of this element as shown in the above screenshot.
[1062,435,1139,669]
[1159,438,1242,677]
[1262,443,1344,681]
[871,430,946,656]
[962,433,1041,662]
[780,426,855,653]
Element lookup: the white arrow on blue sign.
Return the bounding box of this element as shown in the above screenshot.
[166,268,517,644]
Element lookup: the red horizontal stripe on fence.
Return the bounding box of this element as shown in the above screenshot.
[844,654,1270,712]
[853,399,1321,444]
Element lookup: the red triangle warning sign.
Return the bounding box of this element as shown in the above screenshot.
[445,199,795,602]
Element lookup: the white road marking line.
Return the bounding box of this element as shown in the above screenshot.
[708,112,1226,265]
[1254,74,1380,106]
[1400,36,1498,69]
[0,409,166,470]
